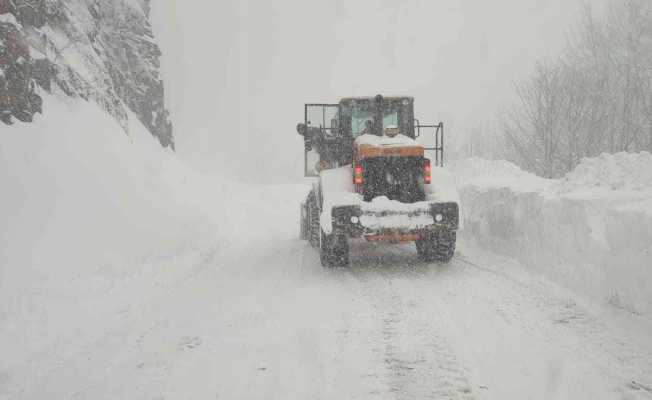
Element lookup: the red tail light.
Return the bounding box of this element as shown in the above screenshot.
[424,159,432,184]
[354,165,364,185]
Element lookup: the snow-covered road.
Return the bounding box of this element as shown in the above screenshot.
[3,182,652,400]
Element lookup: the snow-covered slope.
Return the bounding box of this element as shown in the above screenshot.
[0,94,212,385]
[453,155,652,316]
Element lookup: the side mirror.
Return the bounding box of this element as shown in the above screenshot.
[296,123,307,136]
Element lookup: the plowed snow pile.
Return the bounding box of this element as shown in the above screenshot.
[452,157,551,192]
[560,152,652,192]
[453,153,652,315]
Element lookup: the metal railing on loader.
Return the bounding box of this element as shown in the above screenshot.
[414,120,444,167]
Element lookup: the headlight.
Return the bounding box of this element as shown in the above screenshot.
[435,214,444,222]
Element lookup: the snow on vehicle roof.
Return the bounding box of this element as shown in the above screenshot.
[340,96,413,102]
[355,134,421,148]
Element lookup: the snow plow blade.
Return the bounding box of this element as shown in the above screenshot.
[329,202,459,241]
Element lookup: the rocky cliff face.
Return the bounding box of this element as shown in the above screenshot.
[0,0,173,149]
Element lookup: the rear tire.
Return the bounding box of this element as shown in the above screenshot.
[300,203,309,240]
[307,192,320,248]
[416,230,456,263]
[320,229,350,268]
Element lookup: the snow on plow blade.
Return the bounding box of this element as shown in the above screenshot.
[330,202,459,241]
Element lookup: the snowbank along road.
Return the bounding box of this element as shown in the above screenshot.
[2,99,652,399]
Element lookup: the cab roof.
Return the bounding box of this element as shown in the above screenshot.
[339,96,414,104]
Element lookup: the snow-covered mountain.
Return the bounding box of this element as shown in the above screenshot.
[0,0,173,148]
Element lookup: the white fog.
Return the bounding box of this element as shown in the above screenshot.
[2,1,651,399]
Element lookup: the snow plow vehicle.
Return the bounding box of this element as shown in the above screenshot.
[297,95,459,267]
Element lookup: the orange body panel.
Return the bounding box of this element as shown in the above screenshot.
[364,233,421,243]
[356,144,424,159]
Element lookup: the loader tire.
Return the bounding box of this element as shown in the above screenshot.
[320,230,350,268]
[300,203,308,240]
[416,230,456,263]
[307,192,320,248]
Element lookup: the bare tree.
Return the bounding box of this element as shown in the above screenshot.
[500,0,652,176]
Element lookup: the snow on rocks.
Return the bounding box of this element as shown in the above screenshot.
[0,13,18,24]
[1,0,172,147]
[454,154,652,316]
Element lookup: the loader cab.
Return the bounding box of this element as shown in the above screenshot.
[339,96,415,139]
[297,95,418,176]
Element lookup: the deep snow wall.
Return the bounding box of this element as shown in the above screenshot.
[0,94,212,374]
[0,0,173,148]
[455,155,652,316]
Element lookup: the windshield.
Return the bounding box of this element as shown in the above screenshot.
[351,109,373,137]
[351,108,400,137]
[383,112,398,129]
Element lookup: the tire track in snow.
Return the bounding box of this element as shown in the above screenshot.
[455,252,652,399]
[380,298,474,400]
[348,251,475,400]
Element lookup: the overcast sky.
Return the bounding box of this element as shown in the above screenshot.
[153,0,602,183]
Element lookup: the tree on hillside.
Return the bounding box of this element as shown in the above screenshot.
[501,0,652,177]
